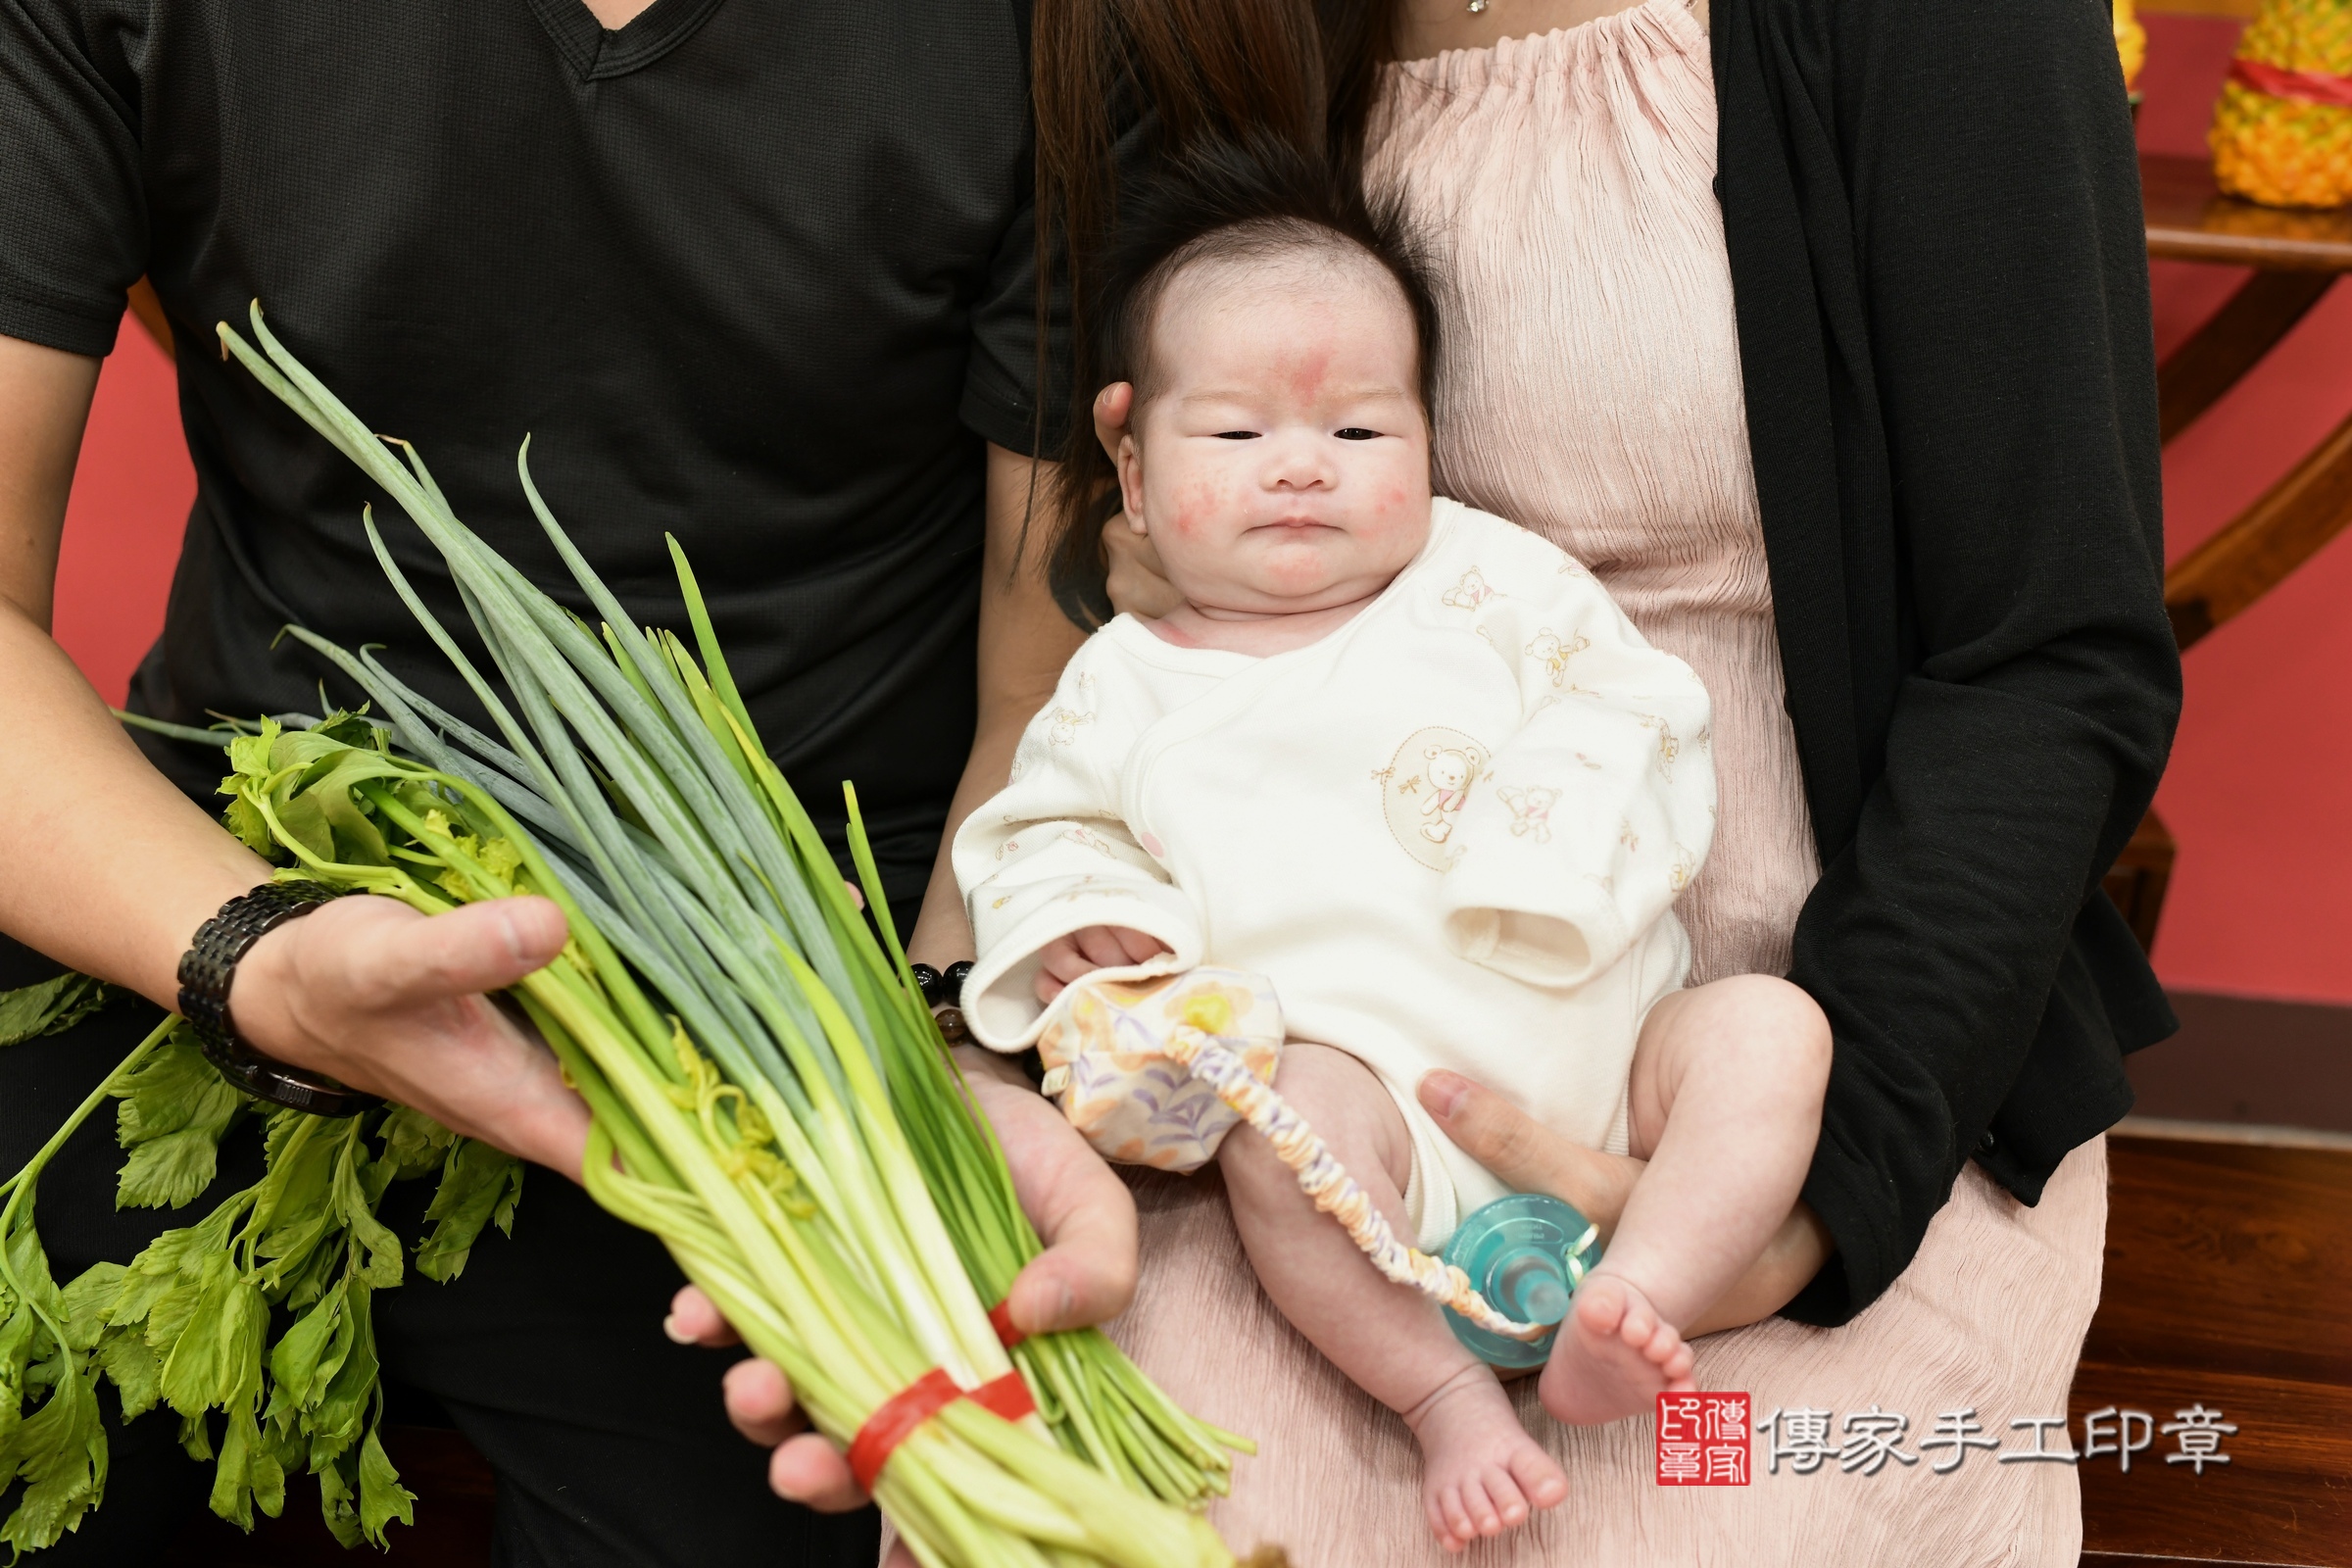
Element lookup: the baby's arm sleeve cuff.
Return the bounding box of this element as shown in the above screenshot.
[1440,874,1631,989]
[961,879,1203,1050]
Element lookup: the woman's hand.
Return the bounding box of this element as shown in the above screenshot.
[1091,384,1184,620]
[666,1046,1138,1519]
[230,894,591,1176]
[1418,1068,1834,1337]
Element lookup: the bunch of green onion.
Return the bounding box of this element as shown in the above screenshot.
[156,304,1243,1566]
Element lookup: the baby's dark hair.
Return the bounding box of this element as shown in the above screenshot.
[1044,136,1441,626]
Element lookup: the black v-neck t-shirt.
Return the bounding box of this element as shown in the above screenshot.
[3,0,1053,902]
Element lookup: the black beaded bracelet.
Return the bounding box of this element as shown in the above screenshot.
[907,960,974,1010]
[909,960,976,1045]
[908,960,1044,1083]
[177,882,381,1118]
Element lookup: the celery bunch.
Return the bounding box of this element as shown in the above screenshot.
[186,303,1241,1565]
[0,994,520,1554]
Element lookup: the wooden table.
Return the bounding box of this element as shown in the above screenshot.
[2144,152,2352,270]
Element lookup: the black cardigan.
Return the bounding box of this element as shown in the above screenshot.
[1712,0,2181,1322]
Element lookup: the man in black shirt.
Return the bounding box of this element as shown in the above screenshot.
[0,0,1125,1560]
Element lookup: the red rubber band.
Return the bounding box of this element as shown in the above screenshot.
[848,1367,959,1493]
[2232,56,2352,110]
[971,1368,1037,1423]
[986,1298,1027,1348]
[846,1368,1039,1492]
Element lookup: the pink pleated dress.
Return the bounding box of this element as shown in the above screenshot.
[1101,3,2110,1563]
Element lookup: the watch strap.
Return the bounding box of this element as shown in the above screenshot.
[177,882,380,1118]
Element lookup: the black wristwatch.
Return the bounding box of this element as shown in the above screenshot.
[177,881,381,1118]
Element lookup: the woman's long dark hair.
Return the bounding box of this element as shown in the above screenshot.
[1030,0,1392,624]
[1042,136,1439,624]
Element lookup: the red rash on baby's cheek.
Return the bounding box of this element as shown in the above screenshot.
[1166,474,1228,538]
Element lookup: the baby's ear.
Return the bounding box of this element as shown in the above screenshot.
[1094,382,1135,463]
[1112,425,1149,533]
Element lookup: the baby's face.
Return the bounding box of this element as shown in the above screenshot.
[1112,250,1433,618]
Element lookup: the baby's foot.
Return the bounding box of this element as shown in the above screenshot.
[1540,1273,1696,1426]
[1402,1365,1569,1553]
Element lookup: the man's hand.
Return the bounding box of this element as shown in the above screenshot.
[1033,924,1170,1004]
[230,894,591,1176]
[666,1046,1137,1524]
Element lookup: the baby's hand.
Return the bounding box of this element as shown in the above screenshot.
[1035,926,1171,1004]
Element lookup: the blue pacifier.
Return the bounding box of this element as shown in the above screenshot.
[1441,1193,1602,1369]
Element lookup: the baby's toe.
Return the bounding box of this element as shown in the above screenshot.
[1509,1445,1571,1511]
[1437,1484,1478,1548]
[1482,1461,1532,1527]
[1617,1292,1658,1348]
[1571,1274,1628,1338]
[1462,1473,1506,1536]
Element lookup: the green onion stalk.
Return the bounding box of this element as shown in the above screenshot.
[203,303,1246,1566]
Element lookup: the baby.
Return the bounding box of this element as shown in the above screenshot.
[955,159,1830,1551]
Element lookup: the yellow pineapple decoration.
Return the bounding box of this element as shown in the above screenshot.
[2210,0,2352,208]
[2116,0,2148,94]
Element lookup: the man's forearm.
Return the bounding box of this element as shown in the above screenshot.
[0,333,269,1005]
[0,607,269,1004]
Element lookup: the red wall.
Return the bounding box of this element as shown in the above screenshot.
[52,320,189,709]
[43,23,2352,1004]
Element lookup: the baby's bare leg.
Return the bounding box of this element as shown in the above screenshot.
[1414,1071,1834,1337]
[1217,1043,1567,1551]
[1541,975,1831,1426]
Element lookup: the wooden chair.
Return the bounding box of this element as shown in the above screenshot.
[2097,157,2352,953]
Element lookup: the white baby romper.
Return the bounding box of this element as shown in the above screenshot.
[955,498,1716,1248]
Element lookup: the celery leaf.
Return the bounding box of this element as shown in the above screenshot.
[414,1141,523,1283]
[356,1423,415,1546]
[116,1130,233,1212]
[0,973,114,1049]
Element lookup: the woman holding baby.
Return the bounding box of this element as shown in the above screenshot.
[701,0,2179,1562]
